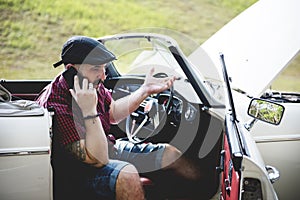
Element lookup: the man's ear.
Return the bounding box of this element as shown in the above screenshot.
[65,64,74,70]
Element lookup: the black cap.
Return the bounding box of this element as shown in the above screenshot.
[53,36,116,68]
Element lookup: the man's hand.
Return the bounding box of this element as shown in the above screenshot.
[109,67,178,124]
[69,75,98,116]
[142,67,177,96]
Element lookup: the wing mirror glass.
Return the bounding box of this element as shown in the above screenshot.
[247,98,285,125]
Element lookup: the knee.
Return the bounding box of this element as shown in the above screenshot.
[116,164,144,199]
[118,164,141,182]
[161,144,182,168]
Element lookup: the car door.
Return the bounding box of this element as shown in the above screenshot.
[221,115,243,200]
[219,54,279,200]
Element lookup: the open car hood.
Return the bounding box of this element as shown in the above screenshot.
[189,0,300,97]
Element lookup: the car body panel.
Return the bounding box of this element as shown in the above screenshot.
[233,89,300,199]
[0,105,52,200]
[242,156,278,200]
[0,155,52,200]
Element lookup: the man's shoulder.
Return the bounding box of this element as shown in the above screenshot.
[51,75,69,94]
[36,74,70,105]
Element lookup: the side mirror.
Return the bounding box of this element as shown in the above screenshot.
[247,98,285,125]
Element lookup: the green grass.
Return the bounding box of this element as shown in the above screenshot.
[271,54,300,92]
[1,0,299,92]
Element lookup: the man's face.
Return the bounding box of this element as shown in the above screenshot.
[75,63,107,87]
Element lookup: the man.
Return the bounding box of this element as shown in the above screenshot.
[37,36,201,200]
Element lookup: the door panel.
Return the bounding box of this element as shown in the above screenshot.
[221,133,241,200]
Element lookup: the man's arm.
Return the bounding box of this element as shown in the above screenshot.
[65,117,108,167]
[109,85,149,124]
[110,68,176,124]
[69,76,109,167]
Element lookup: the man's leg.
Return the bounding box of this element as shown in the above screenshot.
[161,144,202,180]
[113,139,202,179]
[87,160,144,199]
[113,140,204,197]
[152,144,208,198]
[116,164,145,200]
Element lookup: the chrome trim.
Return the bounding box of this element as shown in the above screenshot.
[254,135,300,143]
[0,147,50,157]
[266,165,280,183]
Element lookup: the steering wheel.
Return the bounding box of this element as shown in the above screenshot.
[125,73,174,144]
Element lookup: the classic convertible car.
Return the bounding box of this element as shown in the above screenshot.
[0,0,298,199]
[0,32,281,200]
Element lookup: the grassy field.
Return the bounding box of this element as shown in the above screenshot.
[0,0,299,91]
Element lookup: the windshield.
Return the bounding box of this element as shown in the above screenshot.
[104,35,182,76]
[101,32,225,106]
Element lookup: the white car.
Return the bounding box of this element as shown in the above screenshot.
[0,34,281,200]
[1,0,298,199]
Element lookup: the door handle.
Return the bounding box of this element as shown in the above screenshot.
[266,165,280,183]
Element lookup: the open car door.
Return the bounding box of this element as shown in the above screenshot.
[219,54,243,200]
[219,54,279,200]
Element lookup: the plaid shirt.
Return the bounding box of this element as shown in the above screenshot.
[36,73,112,146]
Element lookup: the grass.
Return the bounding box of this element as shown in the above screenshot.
[0,0,299,92]
[271,54,300,92]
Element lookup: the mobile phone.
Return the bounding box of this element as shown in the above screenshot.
[62,67,85,89]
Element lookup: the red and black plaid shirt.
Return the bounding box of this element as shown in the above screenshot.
[36,74,112,146]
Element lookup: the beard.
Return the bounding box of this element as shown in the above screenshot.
[93,79,103,87]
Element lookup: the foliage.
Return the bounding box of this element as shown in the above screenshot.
[0,0,298,92]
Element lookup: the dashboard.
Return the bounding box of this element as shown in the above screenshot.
[108,81,200,142]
